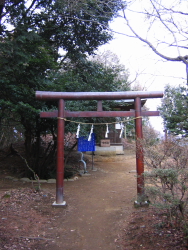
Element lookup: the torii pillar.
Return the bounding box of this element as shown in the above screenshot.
[56,99,66,205]
[135,97,144,199]
[36,91,163,206]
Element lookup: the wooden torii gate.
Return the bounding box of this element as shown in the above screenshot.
[35,91,163,206]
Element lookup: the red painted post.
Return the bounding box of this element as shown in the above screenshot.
[53,99,66,206]
[135,97,145,198]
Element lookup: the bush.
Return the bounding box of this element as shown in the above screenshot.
[143,137,188,235]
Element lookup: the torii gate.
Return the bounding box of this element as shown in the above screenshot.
[35,91,163,206]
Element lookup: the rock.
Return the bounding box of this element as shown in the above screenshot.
[32,179,47,183]
[20,178,31,182]
[47,179,56,183]
[5,176,14,179]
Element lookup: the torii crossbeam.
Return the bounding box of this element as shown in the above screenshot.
[35,91,163,206]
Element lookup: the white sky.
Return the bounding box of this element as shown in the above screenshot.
[98,2,187,134]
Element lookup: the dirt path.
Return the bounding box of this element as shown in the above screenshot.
[0,151,137,250]
[53,154,137,250]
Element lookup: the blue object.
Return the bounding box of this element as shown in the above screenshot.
[78,133,96,152]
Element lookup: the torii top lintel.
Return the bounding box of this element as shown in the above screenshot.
[35,91,163,101]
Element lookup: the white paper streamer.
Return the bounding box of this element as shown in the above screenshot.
[119,122,124,138]
[88,124,94,141]
[76,124,80,138]
[105,124,109,138]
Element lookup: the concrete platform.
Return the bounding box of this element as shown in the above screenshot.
[86,144,124,156]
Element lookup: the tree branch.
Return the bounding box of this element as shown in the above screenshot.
[121,7,188,64]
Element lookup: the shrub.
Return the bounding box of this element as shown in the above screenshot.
[143,137,188,234]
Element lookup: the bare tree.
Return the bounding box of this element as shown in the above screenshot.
[119,0,188,84]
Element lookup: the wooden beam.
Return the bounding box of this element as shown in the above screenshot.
[40,110,160,118]
[36,91,163,100]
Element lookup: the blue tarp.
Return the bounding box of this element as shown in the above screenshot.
[78,133,96,152]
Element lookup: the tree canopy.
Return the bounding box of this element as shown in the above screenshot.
[0,0,120,56]
[158,85,188,137]
[0,0,123,137]
[0,0,131,177]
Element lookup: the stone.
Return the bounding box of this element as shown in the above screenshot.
[47,179,56,183]
[5,176,14,179]
[129,170,136,173]
[32,179,47,183]
[20,178,31,182]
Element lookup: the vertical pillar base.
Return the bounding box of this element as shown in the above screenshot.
[52,201,67,207]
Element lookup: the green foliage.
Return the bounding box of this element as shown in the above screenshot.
[158,85,188,137]
[2,193,11,199]
[0,0,129,178]
[0,0,124,138]
[0,118,24,149]
[50,58,131,136]
[1,0,121,57]
[0,28,58,143]
[54,57,130,92]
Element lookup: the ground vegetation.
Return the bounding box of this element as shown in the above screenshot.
[143,137,188,245]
